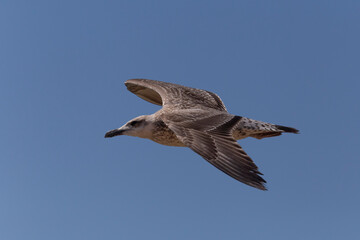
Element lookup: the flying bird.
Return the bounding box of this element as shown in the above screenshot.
[105,79,298,190]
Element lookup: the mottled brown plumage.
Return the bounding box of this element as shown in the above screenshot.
[105,79,298,190]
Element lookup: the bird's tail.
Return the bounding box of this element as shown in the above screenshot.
[249,123,299,139]
[274,125,299,134]
[234,117,299,140]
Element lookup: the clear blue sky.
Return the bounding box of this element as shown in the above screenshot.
[1,1,359,239]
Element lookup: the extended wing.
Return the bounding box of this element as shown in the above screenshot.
[125,79,227,111]
[163,111,267,190]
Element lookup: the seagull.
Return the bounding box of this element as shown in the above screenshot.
[105,79,298,190]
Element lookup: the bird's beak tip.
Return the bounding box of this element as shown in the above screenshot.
[104,129,124,138]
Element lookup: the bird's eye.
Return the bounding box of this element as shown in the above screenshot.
[130,120,139,126]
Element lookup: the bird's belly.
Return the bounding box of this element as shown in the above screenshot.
[151,129,186,147]
[150,123,255,146]
[151,127,249,146]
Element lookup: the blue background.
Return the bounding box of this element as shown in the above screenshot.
[1,1,359,239]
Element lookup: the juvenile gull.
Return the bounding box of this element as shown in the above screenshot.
[105,79,298,190]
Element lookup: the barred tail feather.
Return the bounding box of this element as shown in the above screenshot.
[275,125,299,134]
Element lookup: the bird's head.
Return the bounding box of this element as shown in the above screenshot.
[104,115,154,139]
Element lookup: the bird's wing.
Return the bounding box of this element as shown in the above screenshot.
[125,79,227,111]
[163,112,267,190]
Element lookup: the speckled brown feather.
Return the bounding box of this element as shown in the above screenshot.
[106,78,300,190]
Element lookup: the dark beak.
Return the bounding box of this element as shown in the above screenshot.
[104,128,125,138]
